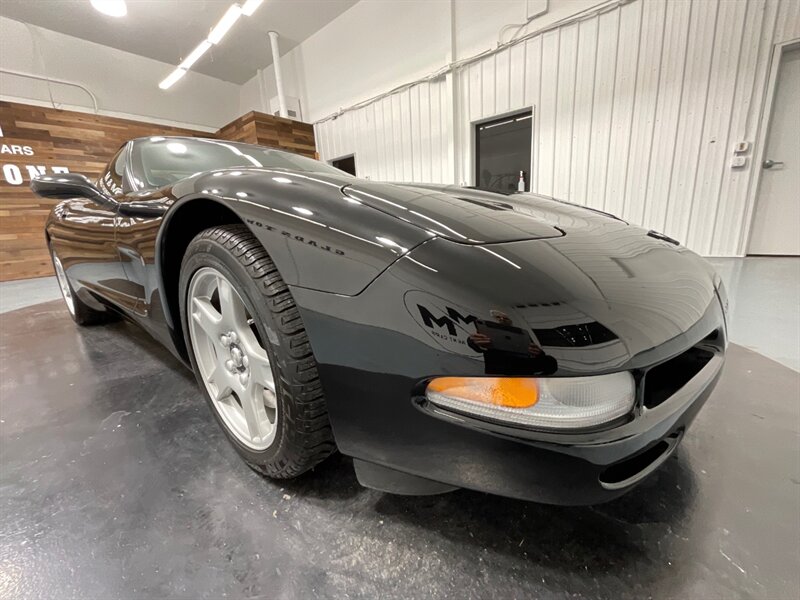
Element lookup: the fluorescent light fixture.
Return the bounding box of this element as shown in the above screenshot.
[292,207,314,217]
[272,177,293,184]
[208,5,242,44]
[160,2,253,89]
[159,68,186,90]
[241,0,264,16]
[180,40,212,70]
[91,0,127,17]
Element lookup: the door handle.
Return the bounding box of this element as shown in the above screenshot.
[762,159,785,169]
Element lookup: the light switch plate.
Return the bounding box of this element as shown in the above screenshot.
[731,156,748,168]
[734,141,750,153]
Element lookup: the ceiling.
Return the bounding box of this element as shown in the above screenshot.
[0,0,358,84]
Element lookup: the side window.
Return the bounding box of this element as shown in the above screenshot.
[98,147,128,197]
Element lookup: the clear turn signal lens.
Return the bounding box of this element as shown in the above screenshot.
[425,372,635,430]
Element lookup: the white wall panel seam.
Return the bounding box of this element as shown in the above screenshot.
[567,24,580,199]
[680,0,721,246]
[744,1,779,135]
[601,10,622,212]
[660,0,695,234]
[709,0,767,254]
[534,36,544,192]
[736,0,783,254]
[640,1,668,228]
[583,16,601,208]
[626,0,667,227]
[701,1,748,255]
[619,0,646,219]
[551,29,563,194]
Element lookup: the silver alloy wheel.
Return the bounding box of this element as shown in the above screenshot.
[52,251,76,316]
[187,266,278,450]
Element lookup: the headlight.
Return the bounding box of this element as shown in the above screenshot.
[425,373,635,430]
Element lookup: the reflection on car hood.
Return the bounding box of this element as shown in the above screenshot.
[341,182,578,244]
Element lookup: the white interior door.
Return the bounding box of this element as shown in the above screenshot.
[749,45,800,256]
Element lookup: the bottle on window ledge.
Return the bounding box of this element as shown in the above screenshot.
[517,171,525,192]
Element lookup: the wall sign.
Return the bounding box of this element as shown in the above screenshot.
[0,100,213,281]
[0,122,70,186]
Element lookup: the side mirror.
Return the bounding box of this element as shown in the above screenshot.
[30,173,116,207]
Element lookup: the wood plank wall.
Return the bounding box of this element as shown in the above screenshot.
[216,110,317,158]
[0,101,317,281]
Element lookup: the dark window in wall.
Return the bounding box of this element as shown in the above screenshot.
[331,155,356,176]
[475,110,532,193]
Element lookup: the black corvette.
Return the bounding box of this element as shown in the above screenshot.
[32,136,728,505]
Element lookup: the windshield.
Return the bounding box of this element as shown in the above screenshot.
[130,137,349,189]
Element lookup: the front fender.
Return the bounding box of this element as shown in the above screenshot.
[170,169,432,295]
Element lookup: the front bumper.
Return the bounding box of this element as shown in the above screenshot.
[338,301,727,505]
[351,342,723,505]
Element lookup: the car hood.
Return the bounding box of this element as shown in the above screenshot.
[340,181,582,244]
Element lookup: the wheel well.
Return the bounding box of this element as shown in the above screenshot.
[160,198,245,361]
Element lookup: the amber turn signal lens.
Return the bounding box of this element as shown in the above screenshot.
[425,372,635,430]
[426,377,539,408]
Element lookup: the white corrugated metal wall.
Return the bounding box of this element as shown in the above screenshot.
[315,0,800,256]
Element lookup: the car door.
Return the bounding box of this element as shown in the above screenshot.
[114,139,172,328]
[47,145,132,311]
[115,190,168,321]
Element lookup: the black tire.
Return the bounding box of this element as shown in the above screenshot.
[179,224,335,478]
[49,243,112,326]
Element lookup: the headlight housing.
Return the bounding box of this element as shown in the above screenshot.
[425,372,635,430]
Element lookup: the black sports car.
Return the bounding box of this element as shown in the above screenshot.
[32,136,728,505]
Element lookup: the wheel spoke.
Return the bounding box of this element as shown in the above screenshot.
[218,276,248,330]
[236,321,264,359]
[241,383,269,441]
[262,387,278,410]
[206,364,232,401]
[248,347,275,397]
[192,297,222,338]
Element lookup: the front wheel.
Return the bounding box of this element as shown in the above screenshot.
[179,225,335,478]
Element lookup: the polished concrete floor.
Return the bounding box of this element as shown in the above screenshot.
[0,275,60,314]
[1,259,799,599]
[706,257,800,372]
